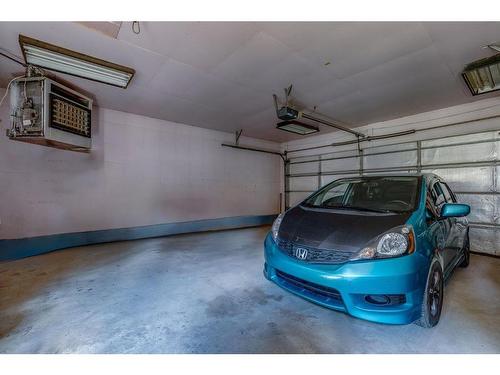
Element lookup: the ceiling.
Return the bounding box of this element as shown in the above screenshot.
[1,22,500,142]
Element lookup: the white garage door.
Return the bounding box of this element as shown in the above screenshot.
[286,129,500,256]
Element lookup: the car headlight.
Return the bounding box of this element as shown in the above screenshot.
[350,225,415,261]
[377,232,408,256]
[271,213,284,242]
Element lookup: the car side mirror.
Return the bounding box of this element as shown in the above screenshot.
[440,203,470,218]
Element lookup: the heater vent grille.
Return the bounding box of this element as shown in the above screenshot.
[50,94,91,137]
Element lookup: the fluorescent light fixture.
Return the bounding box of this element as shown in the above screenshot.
[462,53,500,96]
[19,35,135,88]
[276,120,319,135]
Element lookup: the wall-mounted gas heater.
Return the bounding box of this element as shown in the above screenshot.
[7,76,93,152]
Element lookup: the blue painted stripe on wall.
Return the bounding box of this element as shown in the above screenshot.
[0,214,276,261]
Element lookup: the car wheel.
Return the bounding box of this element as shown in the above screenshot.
[459,233,470,268]
[415,260,444,328]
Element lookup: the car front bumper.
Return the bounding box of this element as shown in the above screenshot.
[264,232,429,325]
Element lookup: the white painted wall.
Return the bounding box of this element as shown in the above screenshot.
[0,91,282,239]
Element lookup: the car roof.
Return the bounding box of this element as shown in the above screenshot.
[335,173,442,185]
[338,173,437,179]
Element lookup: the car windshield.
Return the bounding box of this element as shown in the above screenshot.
[302,176,420,213]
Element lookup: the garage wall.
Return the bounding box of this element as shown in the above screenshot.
[0,92,281,247]
[283,96,500,256]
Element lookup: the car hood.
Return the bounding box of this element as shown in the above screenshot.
[278,205,411,252]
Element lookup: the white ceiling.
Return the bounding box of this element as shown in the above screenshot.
[1,22,500,142]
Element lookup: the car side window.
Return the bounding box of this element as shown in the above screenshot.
[430,182,446,215]
[440,182,457,203]
[426,192,439,220]
[426,182,438,218]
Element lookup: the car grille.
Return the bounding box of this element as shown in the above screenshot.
[275,269,343,304]
[276,238,352,264]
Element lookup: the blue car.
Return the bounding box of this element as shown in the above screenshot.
[264,174,470,327]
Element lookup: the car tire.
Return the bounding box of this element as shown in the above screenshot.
[415,260,444,328]
[459,232,470,268]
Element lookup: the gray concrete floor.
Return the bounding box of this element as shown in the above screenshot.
[1,225,499,353]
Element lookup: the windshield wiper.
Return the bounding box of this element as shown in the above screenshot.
[314,204,394,213]
[306,203,398,213]
[343,205,394,213]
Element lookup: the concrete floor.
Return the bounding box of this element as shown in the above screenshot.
[1,225,499,353]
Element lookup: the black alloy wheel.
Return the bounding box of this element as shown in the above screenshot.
[416,260,444,328]
[428,268,443,319]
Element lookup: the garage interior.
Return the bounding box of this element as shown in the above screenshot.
[0,21,500,353]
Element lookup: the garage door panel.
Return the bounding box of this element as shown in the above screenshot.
[288,176,318,191]
[289,160,319,175]
[322,150,359,159]
[363,150,417,169]
[496,166,500,190]
[422,166,495,192]
[363,142,417,155]
[456,193,500,224]
[421,131,499,147]
[290,155,321,163]
[362,143,417,169]
[469,227,500,256]
[421,142,496,165]
[321,157,359,173]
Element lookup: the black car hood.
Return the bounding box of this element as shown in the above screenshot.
[278,205,411,252]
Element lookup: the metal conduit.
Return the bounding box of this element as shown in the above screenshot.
[221,143,286,161]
